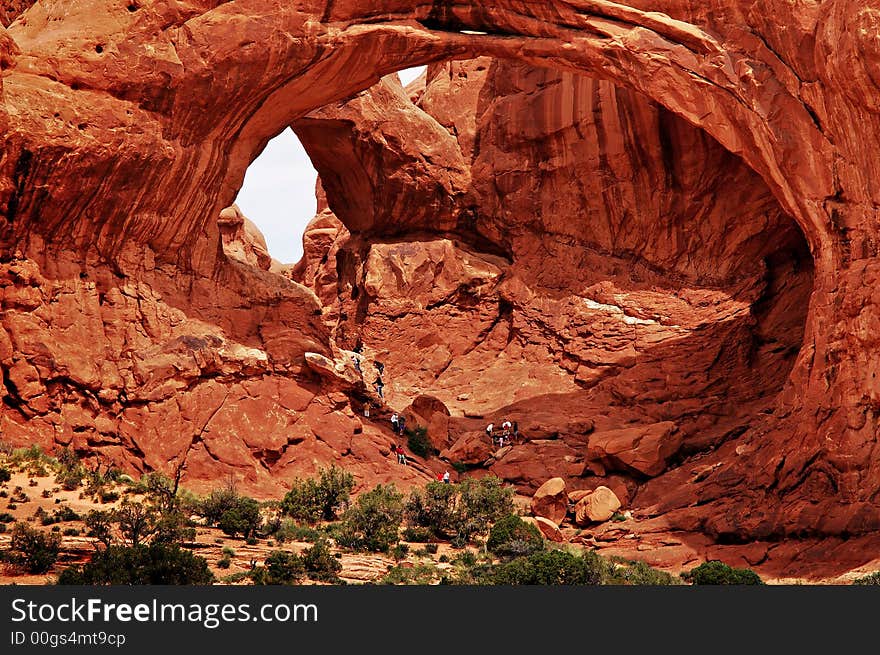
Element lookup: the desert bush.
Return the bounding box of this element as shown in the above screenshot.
[405,476,514,545]
[604,559,684,585]
[8,522,61,573]
[57,544,214,585]
[335,484,404,553]
[401,526,434,543]
[852,571,880,585]
[405,426,436,459]
[280,464,355,524]
[273,519,323,544]
[217,497,261,540]
[382,562,441,585]
[682,560,764,585]
[301,539,343,583]
[0,466,11,484]
[216,555,232,569]
[485,549,605,585]
[486,514,545,559]
[251,550,306,585]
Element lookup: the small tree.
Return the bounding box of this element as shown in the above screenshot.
[405,481,458,539]
[8,522,61,573]
[217,497,262,540]
[281,464,355,523]
[336,484,404,553]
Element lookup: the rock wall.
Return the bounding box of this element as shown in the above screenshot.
[0,2,879,574]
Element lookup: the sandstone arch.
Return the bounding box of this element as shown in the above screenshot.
[0,1,878,557]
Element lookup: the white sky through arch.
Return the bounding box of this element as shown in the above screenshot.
[235,66,428,265]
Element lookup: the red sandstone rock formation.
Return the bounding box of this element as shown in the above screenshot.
[1,1,879,580]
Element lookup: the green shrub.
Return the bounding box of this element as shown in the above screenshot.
[390,543,409,560]
[273,519,323,544]
[62,528,80,537]
[216,555,232,569]
[281,464,355,524]
[382,562,440,585]
[221,546,236,557]
[336,484,404,553]
[401,526,434,543]
[301,539,343,583]
[682,560,764,585]
[424,543,439,555]
[487,549,605,585]
[57,544,214,585]
[0,466,11,484]
[405,476,514,545]
[405,426,436,459]
[217,497,261,540]
[853,571,880,585]
[604,559,683,585]
[8,522,62,573]
[199,487,240,525]
[486,514,545,559]
[0,511,14,523]
[251,550,306,585]
[405,482,458,539]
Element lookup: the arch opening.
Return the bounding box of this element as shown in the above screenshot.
[285,57,815,488]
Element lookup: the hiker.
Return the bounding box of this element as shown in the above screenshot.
[501,419,512,436]
[398,414,406,435]
[374,374,384,400]
[437,472,444,481]
[375,361,385,375]
[512,421,519,442]
[396,444,408,466]
[364,402,370,418]
[391,413,399,433]
[351,352,362,374]
[486,422,494,439]
[442,470,450,484]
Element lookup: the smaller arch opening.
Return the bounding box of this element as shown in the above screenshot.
[228,127,318,268]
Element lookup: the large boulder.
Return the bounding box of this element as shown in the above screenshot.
[402,395,452,450]
[574,486,622,526]
[534,517,565,543]
[530,477,568,525]
[586,422,683,477]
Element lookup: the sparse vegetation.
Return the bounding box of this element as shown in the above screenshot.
[852,571,880,585]
[57,544,214,585]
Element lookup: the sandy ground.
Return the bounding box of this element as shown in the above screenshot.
[0,460,870,586]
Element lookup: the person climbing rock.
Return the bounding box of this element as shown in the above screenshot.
[398,414,406,435]
[396,444,408,466]
[486,422,494,439]
[442,470,450,484]
[374,374,384,400]
[391,413,399,433]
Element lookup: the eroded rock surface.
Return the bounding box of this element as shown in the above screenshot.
[1,1,879,580]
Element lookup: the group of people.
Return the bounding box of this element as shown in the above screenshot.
[390,412,407,436]
[485,418,517,448]
[350,344,386,400]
